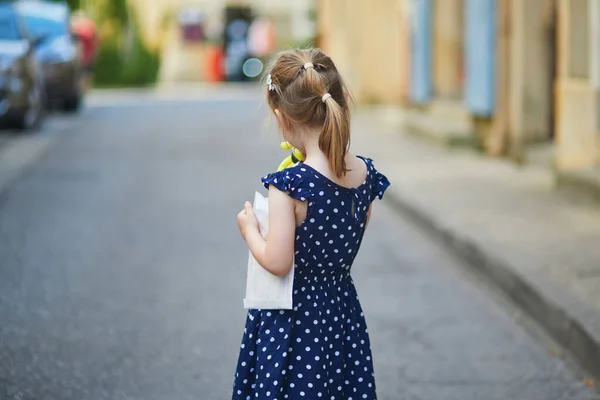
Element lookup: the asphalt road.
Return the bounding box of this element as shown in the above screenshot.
[0,87,597,400]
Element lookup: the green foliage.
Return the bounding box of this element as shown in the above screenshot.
[286,37,317,50]
[92,3,161,87]
[93,26,160,87]
[308,7,317,22]
[120,30,160,86]
[92,37,122,86]
[67,0,80,11]
[47,0,80,11]
[103,0,128,25]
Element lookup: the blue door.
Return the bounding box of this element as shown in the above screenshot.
[410,0,432,104]
[464,0,496,117]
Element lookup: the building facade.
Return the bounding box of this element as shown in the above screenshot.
[555,0,600,171]
[317,0,600,179]
[317,0,412,104]
[85,0,316,82]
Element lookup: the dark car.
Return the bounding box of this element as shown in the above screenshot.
[0,1,45,129]
[16,0,83,112]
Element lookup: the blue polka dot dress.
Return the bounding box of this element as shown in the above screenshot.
[233,157,390,400]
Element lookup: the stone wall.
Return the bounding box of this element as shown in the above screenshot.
[432,0,463,99]
[317,0,411,104]
[555,0,599,170]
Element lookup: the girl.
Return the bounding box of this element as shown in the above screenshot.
[234,48,390,400]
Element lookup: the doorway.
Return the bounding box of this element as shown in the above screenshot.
[522,0,558,168]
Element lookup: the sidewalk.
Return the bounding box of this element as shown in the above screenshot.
[352,108,600,379]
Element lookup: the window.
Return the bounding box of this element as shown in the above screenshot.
[17,1,68,39]
[21,15,68,39]
[0,6,21,41]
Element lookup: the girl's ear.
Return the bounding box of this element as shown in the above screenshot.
[274,109,284,128]
[275,109,292,132]
[344,91,349,102]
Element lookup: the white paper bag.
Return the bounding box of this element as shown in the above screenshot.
[243,191,294,310]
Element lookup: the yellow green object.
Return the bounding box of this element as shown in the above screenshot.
[277,141,305,171]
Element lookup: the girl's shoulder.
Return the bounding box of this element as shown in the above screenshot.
[356,156,391,200]
[261,164,313,202]
[261,157,390,202]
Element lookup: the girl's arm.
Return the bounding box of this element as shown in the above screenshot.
[238,186,296,277]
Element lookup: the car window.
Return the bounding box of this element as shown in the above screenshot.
[22,14,68,38]
[18,2,68,39]
[0,5,21,40]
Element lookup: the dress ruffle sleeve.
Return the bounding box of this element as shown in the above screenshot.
[360,157,390,200]
[261,168,313,202]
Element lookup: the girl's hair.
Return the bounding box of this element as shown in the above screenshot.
[265,48,351,178]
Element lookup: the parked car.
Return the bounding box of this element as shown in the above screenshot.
[16,0,83,112]
[0,1,45,129]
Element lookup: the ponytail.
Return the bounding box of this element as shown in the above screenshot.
[319,94,350,178]
[265,48,352,178]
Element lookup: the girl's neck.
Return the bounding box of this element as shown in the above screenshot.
[300,131,329,169]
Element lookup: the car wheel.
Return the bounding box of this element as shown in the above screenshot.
[63,73,84,113]
[14,83,44,131]
[62,94,81,113]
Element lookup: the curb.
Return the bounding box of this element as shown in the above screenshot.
[384,188,600,380]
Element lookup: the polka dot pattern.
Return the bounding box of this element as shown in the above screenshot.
[233,157,389,399]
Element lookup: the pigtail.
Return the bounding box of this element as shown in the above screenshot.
[302,62,321,90]
[320,94,350,178]
[265,48,352,178]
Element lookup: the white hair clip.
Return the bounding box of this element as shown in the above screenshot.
[267,74,275,91]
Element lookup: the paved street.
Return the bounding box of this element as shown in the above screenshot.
[0,87,598,400]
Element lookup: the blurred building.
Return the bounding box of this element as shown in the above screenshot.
[125,0,313,49]
[318,0,412,105]
[555,0,600,174]
[123,0,315,82]
[253,0,315,49]
[318,0,600,192]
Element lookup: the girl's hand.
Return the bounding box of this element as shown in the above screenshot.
[237,201,259,240]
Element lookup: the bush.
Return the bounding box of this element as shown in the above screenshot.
[120,31,160,86]
[92,37,122,86]
[47,0,80,11]
[93,26,160,88]
[91,2,161,88]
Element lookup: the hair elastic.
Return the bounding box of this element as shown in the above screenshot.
[303,62,314,70]
[322,93,332,103]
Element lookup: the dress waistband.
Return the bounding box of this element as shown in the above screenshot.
[297,271,352,285]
